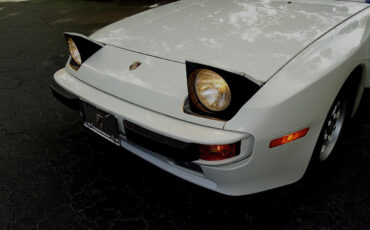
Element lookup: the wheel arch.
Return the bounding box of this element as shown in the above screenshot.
[346,64,367,118]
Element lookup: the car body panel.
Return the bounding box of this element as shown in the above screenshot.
[69,0,369,130]
[69,46,225,129]
[53,68,326,195]
[223,8,370,189]
[53,1,370,195]
[225,7,370,135]
[55,69,246,145]
[90,0,367,82]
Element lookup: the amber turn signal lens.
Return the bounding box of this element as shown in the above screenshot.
[269,128,310,148]
[199,143,239,161]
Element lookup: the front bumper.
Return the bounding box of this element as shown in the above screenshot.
[52,68,326,196]
[50,78,80,111]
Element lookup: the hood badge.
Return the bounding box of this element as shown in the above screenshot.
[129,61,142,71]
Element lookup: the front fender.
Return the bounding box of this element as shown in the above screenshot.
[223,7,370,187]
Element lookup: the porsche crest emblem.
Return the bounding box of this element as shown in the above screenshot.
[129,61,142,71]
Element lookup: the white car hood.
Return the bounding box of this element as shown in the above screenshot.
[90,0,367,83]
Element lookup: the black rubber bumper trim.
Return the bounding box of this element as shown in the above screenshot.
[124,120,200,162]
[50,78,80,111]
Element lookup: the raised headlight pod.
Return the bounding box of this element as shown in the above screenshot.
[64,32,103,70]
[185,61,261,121]
[194,69,231,112]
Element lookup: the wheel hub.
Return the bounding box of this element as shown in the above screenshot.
[320,100,346,161]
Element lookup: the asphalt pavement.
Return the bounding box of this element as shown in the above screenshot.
[1,0,370,229]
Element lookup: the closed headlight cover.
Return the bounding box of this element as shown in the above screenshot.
[185,61,261,121]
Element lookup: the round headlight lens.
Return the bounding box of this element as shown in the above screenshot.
[194,69,231,112]
[67,38,82,66]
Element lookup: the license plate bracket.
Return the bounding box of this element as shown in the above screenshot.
[80,102,120,145]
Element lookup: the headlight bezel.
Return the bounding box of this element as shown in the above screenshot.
[64,32,104,71]
[185,61,261,121]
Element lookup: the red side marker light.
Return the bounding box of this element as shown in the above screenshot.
[269,128,310,148]
[199,143,239,161]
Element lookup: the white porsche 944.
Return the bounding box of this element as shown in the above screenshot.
[51,0,370,196]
